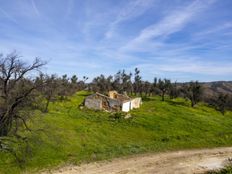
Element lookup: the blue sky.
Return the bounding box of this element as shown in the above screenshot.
[0,0,232,82]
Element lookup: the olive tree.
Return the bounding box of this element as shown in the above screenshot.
[158,78,171,101]
[182,81,202,107]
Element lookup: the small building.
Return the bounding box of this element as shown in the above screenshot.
[84,91,142,112]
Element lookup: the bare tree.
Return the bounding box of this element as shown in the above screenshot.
[0,52,45,163]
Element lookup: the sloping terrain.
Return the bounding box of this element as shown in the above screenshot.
[204,81,232,94]
[202,81,232,98]
[0,91,232,173]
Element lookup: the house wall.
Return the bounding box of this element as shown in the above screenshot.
[85,98,102,110]
[130,98,142,109]
[108,99,121,109]
[102,97,121,112]
[122,101,131,112]
[108,91,118,99]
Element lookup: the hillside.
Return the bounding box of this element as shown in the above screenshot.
[202,81,232,98]
[0,91,232,173]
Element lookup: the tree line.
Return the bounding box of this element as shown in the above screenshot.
[90,68,232,112]
[89,66,232,115]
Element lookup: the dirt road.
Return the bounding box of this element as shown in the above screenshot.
[42,147,232,174]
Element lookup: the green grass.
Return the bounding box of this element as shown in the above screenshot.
[1,91,232,173]
[206,165,232,174]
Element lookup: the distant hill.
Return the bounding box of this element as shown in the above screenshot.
[201,81,232,99]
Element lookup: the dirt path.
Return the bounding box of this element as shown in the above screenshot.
[42,147,232,174]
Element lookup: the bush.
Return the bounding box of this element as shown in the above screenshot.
[109,112,126,121]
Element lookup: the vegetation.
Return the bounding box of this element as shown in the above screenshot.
[0,53,45,165]
[1,52,232,173]
[181,81,202,107]
[208,93,232,115]
[157,78,171,101]
[0,91,232,173]
[0,52,88,167]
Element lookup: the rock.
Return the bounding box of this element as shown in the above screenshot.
[124,113,132,119]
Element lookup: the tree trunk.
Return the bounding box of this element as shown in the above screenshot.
[191,101,194,107]
[162,91,165,101]
[0,125,8,136]
[0,116,9,136]
[44,98,50,113]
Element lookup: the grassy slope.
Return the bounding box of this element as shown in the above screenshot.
[0,91,232,173]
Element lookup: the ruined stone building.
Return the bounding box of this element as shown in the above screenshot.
[84,91,142,112]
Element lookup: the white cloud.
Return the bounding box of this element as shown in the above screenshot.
[105,0,155,38]
[194,22,232,38]
[159,63,232,75]
[129,59,232,82]
[31,0,40,17]
[1,0,231,82]
[122,0,216,51]
[0,7,17,23]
